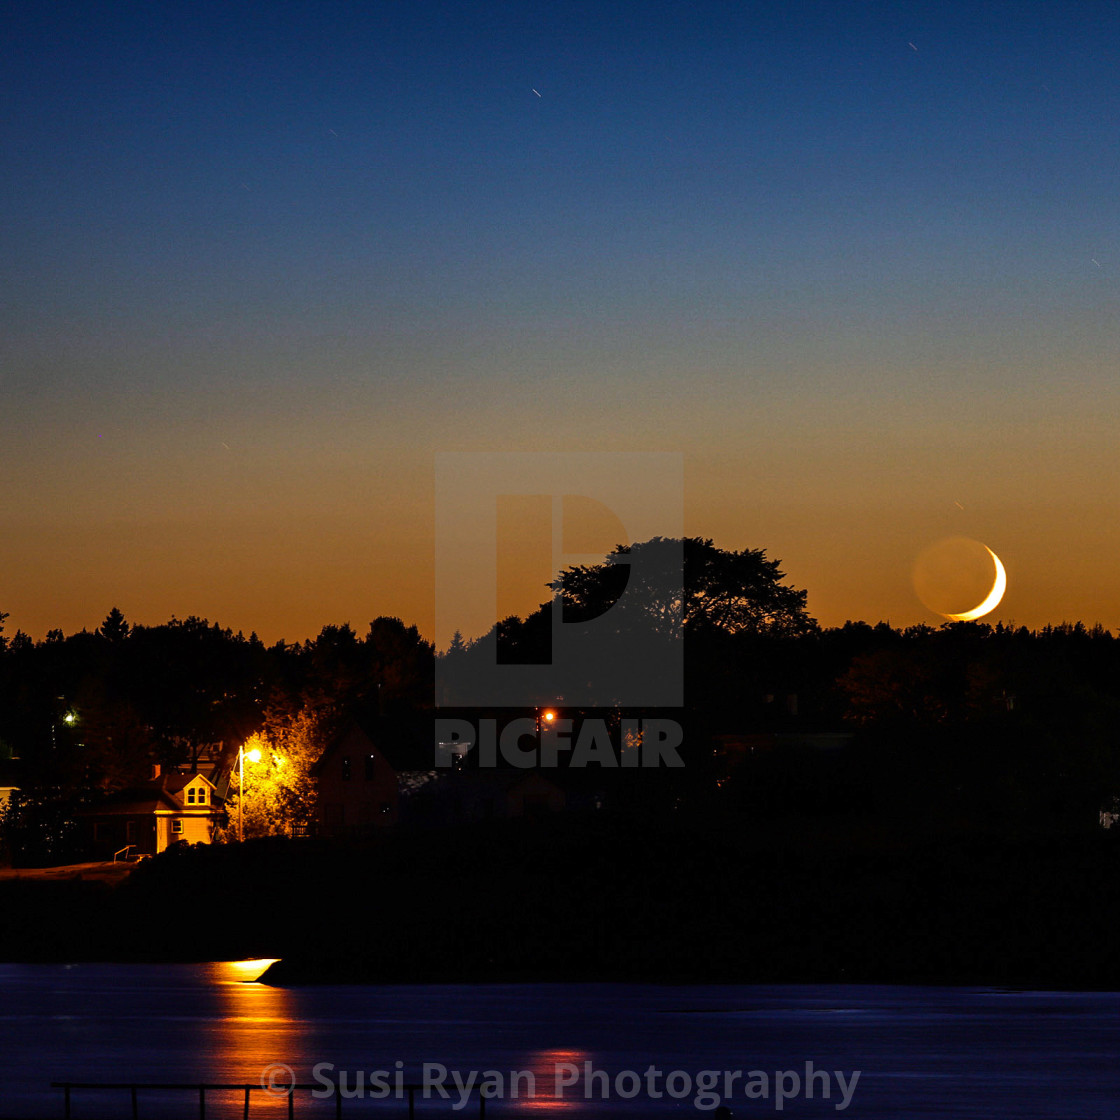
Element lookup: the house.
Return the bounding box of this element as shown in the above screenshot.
[312,716,432,834]
[83,767,222,858]
[403,768,568,827]
[0,760,19,815]
[313,716,573,834]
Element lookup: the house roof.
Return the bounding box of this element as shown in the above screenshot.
[155,771,214,795]
[81,771,221,818]
[313,712,436,775]
[84,795,177,816]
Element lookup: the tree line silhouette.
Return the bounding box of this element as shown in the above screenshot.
[3,537,1120,861]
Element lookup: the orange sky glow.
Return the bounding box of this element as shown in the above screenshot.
[5,4,1119,650]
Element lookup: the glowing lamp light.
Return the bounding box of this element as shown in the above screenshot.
[542,710,556,723]
[237,740,264,842]
[62,713,76,725]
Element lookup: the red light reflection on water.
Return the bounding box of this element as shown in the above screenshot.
[517,1049,590,1111]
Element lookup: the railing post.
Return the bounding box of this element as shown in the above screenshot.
[131,1084,139,1120]
[336,1083,343,1120]
[288,1086,295,1120]
[199,1084,206,1120]
[479,1090,486,1120]
[408,1085,415,1120]
[63,1084,71,1119]
[244,1085,251,1120]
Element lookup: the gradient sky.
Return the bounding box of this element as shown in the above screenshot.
[3,0,1119,646]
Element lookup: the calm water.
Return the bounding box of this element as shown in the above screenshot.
[1,964,1119,1118]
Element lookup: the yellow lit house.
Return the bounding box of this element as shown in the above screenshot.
[84,768,221,858]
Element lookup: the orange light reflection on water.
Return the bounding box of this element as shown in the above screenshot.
[201,959,300,1112]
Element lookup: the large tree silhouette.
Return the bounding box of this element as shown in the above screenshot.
[551,536,816,638]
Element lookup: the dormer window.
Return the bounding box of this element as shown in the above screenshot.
[186,786,208,805]
[196,787,207,805]
[186,788,196,804]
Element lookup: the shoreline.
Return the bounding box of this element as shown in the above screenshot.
[3,954,1119,994]
[6,818,1120,995]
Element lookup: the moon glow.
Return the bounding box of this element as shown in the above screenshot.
[913,537,1008,621]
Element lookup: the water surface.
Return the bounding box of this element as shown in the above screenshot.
[2,964,1119,1118]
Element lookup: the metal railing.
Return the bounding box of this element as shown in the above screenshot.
[51,1081,488,1120]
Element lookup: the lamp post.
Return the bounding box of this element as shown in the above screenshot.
[237,743,262,843]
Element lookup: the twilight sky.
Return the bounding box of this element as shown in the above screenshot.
[3,0,1119,646]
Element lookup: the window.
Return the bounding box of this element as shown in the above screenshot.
[196,787,207,804]
[172,819,184,834]
[341,756,351,781]
[364,753,375,781]
[186,788,196,804]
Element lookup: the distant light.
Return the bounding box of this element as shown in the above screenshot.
[543,710,556,723]
[219,959,280,983]
[62,713,76,725]
[245,748,262,763]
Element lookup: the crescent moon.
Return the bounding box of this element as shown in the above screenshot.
[944,546,1007,621]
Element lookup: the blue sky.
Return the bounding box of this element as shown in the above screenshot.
[3,1,1119,642]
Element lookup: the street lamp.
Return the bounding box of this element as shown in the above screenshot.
[237,742,262,843]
